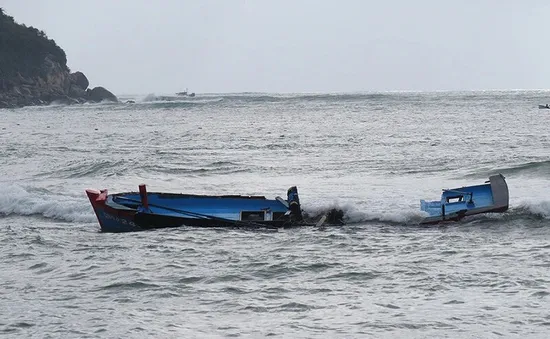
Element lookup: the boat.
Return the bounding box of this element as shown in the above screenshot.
[419,174,509,225]
[539,104,550,109]
[176,88,195,97]
[86,185,341,232]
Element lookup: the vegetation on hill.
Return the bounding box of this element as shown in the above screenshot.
[0,8,117,108]
[0,7,68,79]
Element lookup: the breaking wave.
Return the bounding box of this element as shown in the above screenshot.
[494,160,550,177]
[301,202,427,225]
[464,160,550,179]
[15,91,494,113]
[109,92,433,109]
[0,183,95,223]
[512,199,550,219]
[304,199,550,226]
[2,182,550,228]
[140,93,224,105]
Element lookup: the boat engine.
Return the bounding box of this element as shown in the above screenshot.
[287,186,303,222]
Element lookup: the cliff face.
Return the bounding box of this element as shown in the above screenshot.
[0,8,117,108]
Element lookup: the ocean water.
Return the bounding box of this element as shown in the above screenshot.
[0,91,549,338]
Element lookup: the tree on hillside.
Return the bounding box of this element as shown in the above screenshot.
[0,8,68,79]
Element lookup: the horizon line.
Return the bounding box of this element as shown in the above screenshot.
[115,88,550,97]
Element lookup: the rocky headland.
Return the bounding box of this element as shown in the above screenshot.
[0,8,118,108]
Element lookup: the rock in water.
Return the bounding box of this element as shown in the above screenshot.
[88,86,118,102]
[69,71,89,90]
[68,84,87,99]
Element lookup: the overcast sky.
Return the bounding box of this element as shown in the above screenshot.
[2,1,549,94]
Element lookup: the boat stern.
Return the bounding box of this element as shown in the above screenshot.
[420,174,510,225]
[489,174,509,212]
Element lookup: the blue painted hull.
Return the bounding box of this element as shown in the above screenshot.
[420,174,509,224]
[86,186,305,232]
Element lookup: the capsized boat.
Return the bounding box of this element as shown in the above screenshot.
[86,185,342,232]
[419,174,509,225]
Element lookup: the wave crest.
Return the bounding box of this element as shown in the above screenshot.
[2,183,550,227]
[0,183,95,223]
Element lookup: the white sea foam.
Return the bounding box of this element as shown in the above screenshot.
[513,198,550,219]
[0,183,95,223]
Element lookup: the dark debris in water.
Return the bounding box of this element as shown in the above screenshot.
[374,303,401,309]
[99,281,160,291]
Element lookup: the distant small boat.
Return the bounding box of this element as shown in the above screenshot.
[176,88,195,97]
[419,174,509,225]
[538,104,550,109]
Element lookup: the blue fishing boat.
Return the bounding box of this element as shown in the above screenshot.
[419,174,509,225]
[86,185,340,232]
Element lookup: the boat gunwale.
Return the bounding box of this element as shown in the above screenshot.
[111,192,270,200]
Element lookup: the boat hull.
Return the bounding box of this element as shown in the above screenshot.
[419,174,509,225]
[87,189,142,232]
[419,204,509,225]
[133,212,288,230]
[86,187,302,232]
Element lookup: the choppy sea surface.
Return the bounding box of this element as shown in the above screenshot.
[1,91,550,338]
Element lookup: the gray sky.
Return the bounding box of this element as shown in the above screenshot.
[3,0,549,94]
